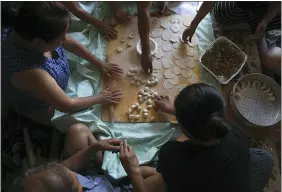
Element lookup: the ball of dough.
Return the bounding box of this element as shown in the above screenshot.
[144,87,149,92]
[135,103,139,107]
[150,116,156,122]
[117,47,123,53]
[134,115,140,120]
[143,96,148,101]
[129,114,133,119]
[143,113,148,118]
[147,99,152,105]
[129,68,134,73]
[147,105,152,109]
[137,106,142,112]
[130,80,135,85]
[127,41,132,47]
[143,109,148,113]
[136,81,141,87]
[127,72,132,77]
[131,105,136,109]
[138,95,143,99]
[139,98,144,103]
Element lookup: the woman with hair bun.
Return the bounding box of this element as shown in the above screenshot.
[154,83,274,192]
[2,2,123,125]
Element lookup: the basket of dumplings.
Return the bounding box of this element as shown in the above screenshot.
[230,73,281,128]
[199,36,247,84]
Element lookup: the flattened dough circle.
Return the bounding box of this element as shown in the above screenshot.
[173,42,186,50]
[172,66,181,75]
[161,30,172,41]
[154,48,164,59]
[161,58,172,69]
[170,35,180,43]
[161,20,171,29]
[187,73,198,84]
[181,69,192,79]
[162,43,173,52]
[164,69,177,79]
[153,60,162,70]
[186,49,196,57]
[170,17,180,24]
[170,24,180,33]
[163,79,174,89]
[154,38,163,47]
[184,58,196,69]
[168,77,178,85]
[176,60,186,69]
[151,29,162,38]
[183,20,191,27]
[172,50,185,60]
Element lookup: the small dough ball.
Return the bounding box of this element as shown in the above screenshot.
[134,115,140,120]
[153,92,158,97]
[150,76,155,81]
[146,81,151,86]
[141,80,146,84]
[133,76,138,81]
[132,68,138,73]
[143,113,148,118]
[137,106,142,112]
[143,109,148,113]
[129,68,135,73]
[127,41,132,47]
[120,37,125,43]
[117,47,123,53]
[144,87,149,92]
[154,79,159,84]
[127,108,132,114]
[131,105,136,109]
[139,90,145,95]
[143,96,148,101]
[139,98,144,103]
[138,94,143,99]
[130,80,135,85]
[136,81,141,87]
[129,114,133,119]
[127,72,132,77]
[147,105,152,109]
[147,99,152,105]
[129,33,134,39]
[150,81,156,86]
[135,103,139,107]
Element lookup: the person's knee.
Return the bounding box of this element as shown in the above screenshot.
[250,148,274,170]
[67,123,90,137]
[261,46,281,75]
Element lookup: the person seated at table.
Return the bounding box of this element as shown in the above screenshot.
[153,83,274,192]
[12,123,163,192]
[60,2,118,40]
[2,2,123,126]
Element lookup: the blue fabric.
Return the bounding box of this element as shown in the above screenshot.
[2,28,70,114]
[76,174,121,192]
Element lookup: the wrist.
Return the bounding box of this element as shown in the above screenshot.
[127,166,142,177]
[191,19,199,27]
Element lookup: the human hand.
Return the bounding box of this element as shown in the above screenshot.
[158,2,168,17]
[114,9,131,24]
[250,20,267,40]
[155,95,175,114]
[99,23,118,40]
[141,51,153,74]
[182,23,197,43]
[103,62,123,77]
[95,138,122,152]
[119,140,140,175]
[97,88,123,105]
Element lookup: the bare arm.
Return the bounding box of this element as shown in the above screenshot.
[11,70,122,113]
[62,35,104,69]
[137,2,151,56]
[192,2,215,26]
[129,169,147,192]
[263,2,281,23]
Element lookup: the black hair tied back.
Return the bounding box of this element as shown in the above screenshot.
[206,112,230,139]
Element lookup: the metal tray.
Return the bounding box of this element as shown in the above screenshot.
[199,36,248,84]
[230,73,281,128]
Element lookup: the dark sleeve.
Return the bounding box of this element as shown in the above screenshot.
[156,141,178,174]
[231,124,249,145]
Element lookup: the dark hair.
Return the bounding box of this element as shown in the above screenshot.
[11,162,77,192]
[5,2,70,41]
[174,83,230,144]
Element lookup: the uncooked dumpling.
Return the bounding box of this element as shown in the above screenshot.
[164,69,177,79]
[181,69,192,79]
[170,24,180,33]
[151,29,162,38]
[163,79,174,89]
[172,66,181,75]
[161,58,172,69]
[162,43,173,52]
[153,60,162,69]
[154,48,164,59]
[161,30,172,41]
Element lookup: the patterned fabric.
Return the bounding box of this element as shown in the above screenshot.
[2,28,70,114]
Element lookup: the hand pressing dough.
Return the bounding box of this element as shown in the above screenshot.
[173,50,185,60]
[153,60,162,69]
[161,58,172,69]
[151,29,162,38]
[181,69,192,79]
[162,43,173,52]
[161,20,171,29]
[187,36,197,47]
[161,30,172,41]
[187,73,198,84]
[117,47,123,53]
[170,24,180,33]
[163,79,175,89]
[164,69,177,79]
[183,20,191,27]
[172,66,181,75]
[154,48,164,59]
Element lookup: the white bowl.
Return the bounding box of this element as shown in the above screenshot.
[136,38,157,56]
